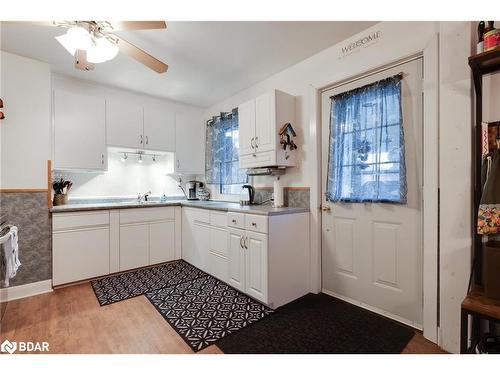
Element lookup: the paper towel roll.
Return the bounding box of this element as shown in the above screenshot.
[273,178,284,208]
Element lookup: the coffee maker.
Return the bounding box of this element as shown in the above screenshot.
[186,181,204,200]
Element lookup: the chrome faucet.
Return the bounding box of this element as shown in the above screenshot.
[137,191,152,202]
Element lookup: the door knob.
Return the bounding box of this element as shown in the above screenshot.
[321,205,331,212]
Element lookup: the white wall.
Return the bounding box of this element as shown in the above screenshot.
[438,21,473,353]
[0,51,51,189]
[205,21,473,353]
[54,152,185,199]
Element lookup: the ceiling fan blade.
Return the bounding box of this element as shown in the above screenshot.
[116,36,168,73]
[109,21,166,31]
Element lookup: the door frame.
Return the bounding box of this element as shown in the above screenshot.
[307,35,439,343]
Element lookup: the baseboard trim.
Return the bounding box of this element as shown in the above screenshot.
[0,279,53,302]
[322,288,423,331]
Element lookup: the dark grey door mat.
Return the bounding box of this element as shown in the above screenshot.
[216,293,415,354]
[145,275,273,352]
[91,260,205,306]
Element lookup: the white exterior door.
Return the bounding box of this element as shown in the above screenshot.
[321,59,423,328]
[245,231,268,303]
[238,99,256,156]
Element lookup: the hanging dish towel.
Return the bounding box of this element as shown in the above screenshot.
[478,150,500,235]
[1,226,21,287]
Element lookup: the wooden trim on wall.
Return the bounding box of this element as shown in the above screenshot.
[0,188,48,193]
[47,160,52,209]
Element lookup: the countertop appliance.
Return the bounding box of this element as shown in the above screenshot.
[186,181,204,200]
[240,184,255,206]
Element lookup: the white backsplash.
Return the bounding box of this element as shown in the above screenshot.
[54,151,187,199]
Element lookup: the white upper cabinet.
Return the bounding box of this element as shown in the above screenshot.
[237,89,296,168]
[175,112,205,174]
[54,89,107,171]
[143,106,175,152]
[238,99,256,157]
[106,98,144,149]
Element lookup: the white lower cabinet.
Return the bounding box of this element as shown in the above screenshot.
[228,228,246,291]
[52,211,111,286]
[119,223,150,270]
[52,207,180,286]
[228,228,268,303]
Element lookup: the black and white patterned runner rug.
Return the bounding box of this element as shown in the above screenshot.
[91,260,205,306]
[146,275,273,352]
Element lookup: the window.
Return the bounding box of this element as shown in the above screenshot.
[326,74,407,204]
[205,109,247,194]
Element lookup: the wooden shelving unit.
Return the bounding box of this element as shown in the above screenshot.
[461,48,500,354]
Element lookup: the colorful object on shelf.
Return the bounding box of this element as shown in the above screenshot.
[484,29,500,52]
[279,122,298,152]
[478,150,500,235]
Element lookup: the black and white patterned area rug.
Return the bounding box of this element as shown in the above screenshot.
[145,275,273,352]
[91,260,205,306]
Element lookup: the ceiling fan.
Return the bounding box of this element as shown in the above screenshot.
[25,21,168,73]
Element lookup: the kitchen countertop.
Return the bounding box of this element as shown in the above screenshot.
[50,199,309,216]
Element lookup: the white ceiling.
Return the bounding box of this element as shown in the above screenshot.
[1,21,377,108]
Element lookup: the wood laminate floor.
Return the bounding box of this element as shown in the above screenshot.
[0,283,446,354]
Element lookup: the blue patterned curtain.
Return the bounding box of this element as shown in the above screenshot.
[205,109,247,190]
[326,74,407,203]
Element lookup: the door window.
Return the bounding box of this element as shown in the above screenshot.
[326,74,407,203]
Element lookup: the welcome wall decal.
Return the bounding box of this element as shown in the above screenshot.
[339,31,382,58]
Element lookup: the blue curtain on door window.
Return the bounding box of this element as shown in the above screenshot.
[205,109,247,192]
[326,74,407,204]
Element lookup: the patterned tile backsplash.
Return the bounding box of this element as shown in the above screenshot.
[254,187,310,208]
[0,192,52,287]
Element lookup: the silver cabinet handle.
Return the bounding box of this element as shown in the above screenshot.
[250,137,255,149]
[251,222,256,227]
[140,134,143,144]
[232,219,237,224]
[240,236,244,249]
[101,154,105,165]
[255,136,259,148]
[244,236,248,249]
[176,159,180,169]
[145,135,149,145]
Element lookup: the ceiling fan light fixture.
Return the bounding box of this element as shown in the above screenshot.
[55,26,92,55]
[87,37,119,63]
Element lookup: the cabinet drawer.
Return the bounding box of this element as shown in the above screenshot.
[183,207,210,224]
[245,214,268,234]
[239,151,275,169]
[210,211,227,228]
[53,211,109,231]
[228,212,245,229]
[120,207,175,224]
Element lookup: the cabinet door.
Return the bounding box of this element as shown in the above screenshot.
[228,228,246,292]
[54,90,107,170]
[255,91,275,153]
[119,223,149,271]
[106,98,144,148]
[238,99,256,157]
[53,228,110,285]
[175,112,204,174]
[192,222,210,272]
[143,106,175,152]
[245,231,268,303]
[149,220,176,265]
